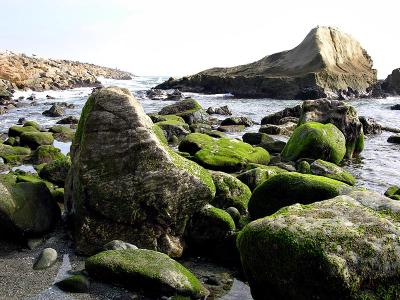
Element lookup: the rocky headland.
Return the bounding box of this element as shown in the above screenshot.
[0,51,133,93]
[156,26,378,99]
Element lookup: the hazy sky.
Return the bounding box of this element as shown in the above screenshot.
[1,0,399,78]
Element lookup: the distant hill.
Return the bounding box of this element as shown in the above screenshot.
[156,26,377,99]
[0,51,134,92]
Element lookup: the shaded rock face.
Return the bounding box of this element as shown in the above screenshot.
[382,68,400,95]
[238,191,400,300]
[299,99,364,158]
[65,87,215,256]
[156,26,376,99]
[0,174,60,239]
[0,51,133,91]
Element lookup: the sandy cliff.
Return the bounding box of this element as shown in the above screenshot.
[157,26,377,99]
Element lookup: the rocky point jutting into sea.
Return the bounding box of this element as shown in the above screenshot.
[1,26,400,300]
[157,26,396,100]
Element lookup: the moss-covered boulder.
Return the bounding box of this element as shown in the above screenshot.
[385,185,400,200]
[20,132,54,149]
[86,249,208,298]
[39,156,71,186]
[55,274,90,293]
[238,190,400,300]
[49,125,74,142]
[210,171,251,214]
[179,133,270,172]
[187,205,237,260]
[281,121,346,164]
[0,174,60,239]
[65,87,215,256]
[248,172,351,219]
[159,98,210,125]
[236,166,288,191]
[0,143,31,164]
[178,132,213,154]
[23,120,41,131]
[155,120,190,145]
[299,99,364,158]
[8,125,39,137]
[29,145,64,164]
[310,159,355,185]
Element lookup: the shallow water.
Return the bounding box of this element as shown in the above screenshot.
[1,76,399,194]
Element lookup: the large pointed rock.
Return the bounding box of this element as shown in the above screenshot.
[156,26,376,99]
[65,87,215,256]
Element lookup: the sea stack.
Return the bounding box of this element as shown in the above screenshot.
[156,26,377,99]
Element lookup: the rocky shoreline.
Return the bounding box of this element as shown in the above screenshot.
[0,51,133,94]
[1,84,400,299]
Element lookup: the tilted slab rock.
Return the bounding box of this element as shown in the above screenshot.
[65,87,215,256]
[156,26,376,99]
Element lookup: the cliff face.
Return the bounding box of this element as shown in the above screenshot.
[157,26,377,99]
[0,51,133,91]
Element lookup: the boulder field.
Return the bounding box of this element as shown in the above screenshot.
[2,83,399,298]
[156,26,377,99]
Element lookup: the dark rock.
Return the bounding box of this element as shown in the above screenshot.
[42,104,65,117]
[387,135,400,144]
[56,116,79,124]
[261,105,301,125]
[221,116,254,127]
[390,104,400,110]
[359,116,382,134]
[207,105,232,115]
[382,68,400,95]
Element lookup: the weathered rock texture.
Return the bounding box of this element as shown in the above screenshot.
[156,26,377,99]
[238,190,400,300]
[0,51,133,91]
[65,87,215,256]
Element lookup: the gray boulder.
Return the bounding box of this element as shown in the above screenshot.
[238,190,400,300]
[65,87,215,256]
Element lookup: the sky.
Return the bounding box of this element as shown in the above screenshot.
[0,0,399,79]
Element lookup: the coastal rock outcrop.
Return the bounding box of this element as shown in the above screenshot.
[382,68,400,95]
[238,191,400,300]
[156,26,377,99]
[0,51,133,91]
[65,87,215,256]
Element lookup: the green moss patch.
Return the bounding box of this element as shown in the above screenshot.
[248,172,351,219]
[281,121,346,164]
[85,249,208,298]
